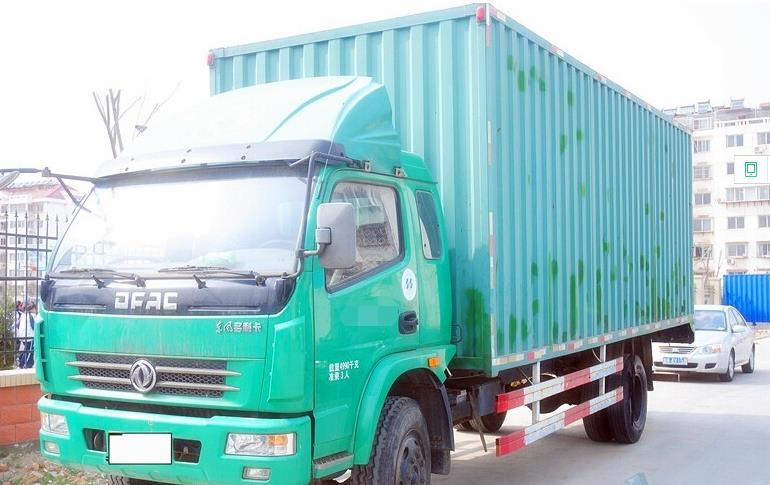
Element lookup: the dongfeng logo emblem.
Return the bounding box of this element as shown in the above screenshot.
[129,359,157,393]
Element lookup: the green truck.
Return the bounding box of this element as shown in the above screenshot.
[26,4,694,484]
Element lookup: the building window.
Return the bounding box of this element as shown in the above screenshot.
[693,165,711,180]
[693,218,713,233]
[760,215,770,228]
[726,242,748,258]
[693,118,713,130]
[694,139,711,153]
[726,134,744,147]
[694,192,711,205]
[727,162,735,175]
[758,242,770,257]
[726,187,745,202]
[727,216,745,229]
[758,132,770,145]
[693,245,712,258]
[761,186,770,200]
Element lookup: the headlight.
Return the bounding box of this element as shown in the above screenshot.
[40,412,69,436]
[225,433,295,456]
[698,344,722,354]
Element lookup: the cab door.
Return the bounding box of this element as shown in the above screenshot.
[311,171,421,457]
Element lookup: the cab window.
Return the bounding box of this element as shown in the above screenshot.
[415,190,442,260]
[326,182,402,288]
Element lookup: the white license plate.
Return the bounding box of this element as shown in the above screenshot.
[662,356,688,366]
[108,433,172,465]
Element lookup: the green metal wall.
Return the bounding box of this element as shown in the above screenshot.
[211,3,692,375]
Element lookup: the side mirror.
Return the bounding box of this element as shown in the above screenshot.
[733,325,746,333]
[0,171,20,189]
[316,202,356,269]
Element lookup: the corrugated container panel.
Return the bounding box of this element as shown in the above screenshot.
[211,3,693,375]
[723,274,770,323]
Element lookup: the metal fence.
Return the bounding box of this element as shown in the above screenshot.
[0,211,65,370]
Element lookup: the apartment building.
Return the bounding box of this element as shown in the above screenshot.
[665,99,770,282]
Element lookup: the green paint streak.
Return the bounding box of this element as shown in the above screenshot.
[551,322,559,343]
[509,316,518,347]
[464,289,489,353]
[579,183,588,198]
[550,259,559,278]
[517,70,527,91]
[567,90,575,106]
[644,203,651,216]
[527,174,532,185]
[659,210,665,222]
[624,302,629,318]
[559,134,568,154]
[603,314,609,332]
[610,267,618,282]
[538,79,547,92]
[655,245,662,259]
[506,55,516,71]
[595,269,603,327]
[532,299,540,316]
[639,255,646,272]
[531,262,539,280]
[578,260,585,285]
[576,129,584,142]
[521,318,530,342]
[622,247,628,258]
[602,240,610,254]
[569,275,578,338]
[529,66,537,80]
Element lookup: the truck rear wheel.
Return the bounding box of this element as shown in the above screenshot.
[608,354,647,444]
[582,410,613,442]
[351,396,431,485]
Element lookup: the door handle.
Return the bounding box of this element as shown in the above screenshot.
[399,311,419,335]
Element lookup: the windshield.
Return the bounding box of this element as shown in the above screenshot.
[50,166,307,276]
[693,310,727,331]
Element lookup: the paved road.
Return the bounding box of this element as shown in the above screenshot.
[435,338,770,485]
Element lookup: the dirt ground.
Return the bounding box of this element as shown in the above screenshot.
[0,441,105,485]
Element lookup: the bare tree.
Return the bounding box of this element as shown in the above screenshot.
[93,83,179,159]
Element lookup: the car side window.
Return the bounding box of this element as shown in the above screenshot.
[325,182,402,288]
[731,308,747,327]
[727,309,740,331]
[415,190,442,260]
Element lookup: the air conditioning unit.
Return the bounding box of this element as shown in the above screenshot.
[756,146,768,154]
[727,258,736,266]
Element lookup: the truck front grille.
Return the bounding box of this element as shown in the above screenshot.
[68,354,239,398]
[658,346,695,354]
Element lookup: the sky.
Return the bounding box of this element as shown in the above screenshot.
[1,0,769,175]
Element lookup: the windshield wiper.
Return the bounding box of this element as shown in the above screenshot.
[50,267,146,288]
[158,265,265,286]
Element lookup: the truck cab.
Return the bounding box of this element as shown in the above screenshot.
[36,77,455,484]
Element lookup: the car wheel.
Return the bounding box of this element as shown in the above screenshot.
[741,346,755,374]
[719,351,735,382]
[607,354,647,444]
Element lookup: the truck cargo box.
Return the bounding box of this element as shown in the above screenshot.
[210,3,693,375]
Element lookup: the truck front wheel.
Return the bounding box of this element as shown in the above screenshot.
[351,396,431,485]
[608,354,647,444]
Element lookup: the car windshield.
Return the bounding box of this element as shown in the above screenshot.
[693,310,727,331]
[50,165,307,276]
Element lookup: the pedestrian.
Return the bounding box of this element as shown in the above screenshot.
[13,300,23,368]
[17,301,36,369]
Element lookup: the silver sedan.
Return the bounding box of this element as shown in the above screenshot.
[652,305,756,382]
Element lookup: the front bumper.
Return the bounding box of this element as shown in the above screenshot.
[652,351,729,374]
[38,396,311,485]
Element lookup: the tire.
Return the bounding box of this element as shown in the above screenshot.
[583,410,613,442]
[476,411,507,433]
[581,380,614,442]
[741,346,755,374]
[108,476,161,485]
[607,354,647,444]
[351,396,431,485]
[719,351,735,382]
